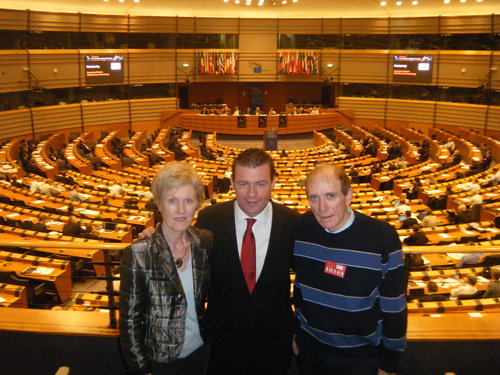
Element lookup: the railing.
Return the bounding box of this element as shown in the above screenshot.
[0,239,499,333]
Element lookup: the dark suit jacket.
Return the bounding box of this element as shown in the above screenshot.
[196,200,300,374]
[403,231,429,246]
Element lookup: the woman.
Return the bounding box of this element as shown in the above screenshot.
[120,161,212,375]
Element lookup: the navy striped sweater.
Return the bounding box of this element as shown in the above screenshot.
[293,210,407,373]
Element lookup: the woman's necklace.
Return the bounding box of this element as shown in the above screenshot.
[172,242,190,268]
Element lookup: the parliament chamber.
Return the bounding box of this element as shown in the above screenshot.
[0,1,499,374]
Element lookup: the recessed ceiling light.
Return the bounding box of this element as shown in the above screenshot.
[396,1,403,5]
[444,0,450,3]
[412,0,418,4]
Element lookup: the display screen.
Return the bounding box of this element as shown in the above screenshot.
[392,55,433,83]
[84,55,124,84]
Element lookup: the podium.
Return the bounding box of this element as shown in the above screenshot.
[263,130,278,151]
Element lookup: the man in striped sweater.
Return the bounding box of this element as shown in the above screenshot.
[293,164,407,375]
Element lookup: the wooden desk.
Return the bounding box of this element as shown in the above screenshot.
[0,250,72,303]
[407,312,500,341]
[0,283,27,308]
[177,113,342,135]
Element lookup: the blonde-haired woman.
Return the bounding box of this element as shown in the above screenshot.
[120,161,212,375]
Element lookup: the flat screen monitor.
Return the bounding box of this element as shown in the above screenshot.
[84,55,125,84]
[392,55,433,83]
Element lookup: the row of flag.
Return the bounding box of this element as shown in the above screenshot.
[196,50,320,75]
[198,51,237,75]
[278,51,320,75]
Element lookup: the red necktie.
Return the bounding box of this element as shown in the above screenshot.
[241,218,257,293]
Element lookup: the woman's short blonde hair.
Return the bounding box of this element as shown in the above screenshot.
[151,161,204,204]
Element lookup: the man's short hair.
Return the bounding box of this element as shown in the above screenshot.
[306,164,351,196]
[427,280,438,293]
[466,273,477,286]
[232,148,276,180]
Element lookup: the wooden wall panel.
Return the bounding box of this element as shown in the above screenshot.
[435,102,488,130]
[386,99,435,124]
[340,51,389,84]
[80,14,128,33]
[29,50,80,89]
[340,18,390,34]
[31,104,81,134]
[338,97,386,120]
[177,17,195,34]
[486,106,500,133]
[81,100,130,127]
[0,109,32,139]
[0,9,27,30]
[437,51,492,88]
[29,11,80,32]
[195,18,239,34]
[440,15,495,34]
[390,16,440,34]
[129,50,177,84]
[278,19,322,34]
[492,51,500,91]
[239,19,277,35]
[0,51,29,93]
[129,16,177,33]
[130,98,177,122]
[321,19,342,34]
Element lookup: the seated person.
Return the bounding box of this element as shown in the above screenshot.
[418,281,448,302]
[395,199,411,215]
[450,273,478,300]
[421,208,438,229]
[457,252,483,268]
[124,197,139,210]
[403,224,429,246]
[400,210,418,229]
[449,204,472,224]
[483,268,500,298]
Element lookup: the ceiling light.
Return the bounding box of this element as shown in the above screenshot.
[118,0,124,3]
[444,0,450,3]
[380,1,387,5]
[412,0,418,4]
[133,0,140,2]
[327,63,334,68]
[396,1,402,5]
[460,0,467,3]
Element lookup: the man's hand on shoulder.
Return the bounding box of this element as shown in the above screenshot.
[135,225,156,242]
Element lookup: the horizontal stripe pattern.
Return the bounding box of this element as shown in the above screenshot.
[295,240,382,271]
[298,282,379,312]
[297,310,382,348]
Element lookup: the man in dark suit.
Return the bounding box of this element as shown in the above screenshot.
[196,148,300,375]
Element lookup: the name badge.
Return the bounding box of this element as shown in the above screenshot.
[324,261,346,278]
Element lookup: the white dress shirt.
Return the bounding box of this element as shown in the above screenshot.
[234,201,273,281]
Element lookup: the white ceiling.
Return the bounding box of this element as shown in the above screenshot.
[2,0,498,19]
